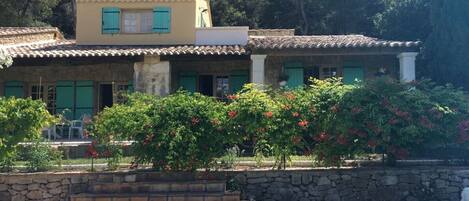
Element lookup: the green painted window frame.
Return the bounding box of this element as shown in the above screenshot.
[284,62,305,88]
[179,72,197,93]
[230,70,249,94]
[153,7,171,33]
[102,7,121,34]
[343,66,365,85]
[3,81,24,98]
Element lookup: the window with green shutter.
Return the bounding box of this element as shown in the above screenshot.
[102,7,121,34]
[343,66,364,84]
[56,81,75,120]
[4,81,24,98]
[75,81,94,119]
[179,73,197,93]
[285,62,304,88]
[153,7,171,33]
[230,71,249,94]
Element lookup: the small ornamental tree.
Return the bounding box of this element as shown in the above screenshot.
[0,98,55,167]
[225,84,278,161]
[269,89,311,169]
[132,91,229,171]
[302,78,355,166]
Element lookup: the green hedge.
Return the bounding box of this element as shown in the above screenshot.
[0,97,55,169]
[93,78,469,169]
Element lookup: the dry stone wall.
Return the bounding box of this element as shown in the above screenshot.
[1,167,469,201]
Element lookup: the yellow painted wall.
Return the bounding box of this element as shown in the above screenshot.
[195,0,212,28]
[76,1,197,45]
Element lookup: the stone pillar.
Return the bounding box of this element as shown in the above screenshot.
[250,55,267,85]
[397,52,418,82]
[133,56,171,96]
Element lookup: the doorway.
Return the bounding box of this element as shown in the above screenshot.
[199,75,213,96]
[99,84,113,111]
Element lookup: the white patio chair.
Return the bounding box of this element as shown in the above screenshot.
[42,126,55,140]
[68,120,84,139]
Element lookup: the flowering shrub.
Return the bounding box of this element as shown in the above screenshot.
[295,78,355,166]
[225,84,278,162]
[0,97,55,169]
[336,78,469,165]
[132,91,229,171]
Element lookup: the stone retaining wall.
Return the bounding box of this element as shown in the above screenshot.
[1,167,469,201]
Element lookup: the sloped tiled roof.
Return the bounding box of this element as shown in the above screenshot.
[2,40,247,58]
[0,27,61,36]
[249,35,421,49]
[1,27,421,59]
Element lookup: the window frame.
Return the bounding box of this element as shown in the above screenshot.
[121,9,154,34]
[320,66,340,79]
[29,83,57,114]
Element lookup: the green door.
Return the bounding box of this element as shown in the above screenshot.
[343,67,364,84]
[56,81,75,120]
[75,81,94,119]
[179,73,197,93]
[285,62,304,88]
[230,71,249,94]
[4,81,24,98]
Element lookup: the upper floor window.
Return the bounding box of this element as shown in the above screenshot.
[122,10,153,33]
[102,7,171,34]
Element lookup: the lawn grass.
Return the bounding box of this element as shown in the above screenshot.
[14,156,313,166]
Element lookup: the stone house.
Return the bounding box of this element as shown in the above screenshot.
[0,0,420,120]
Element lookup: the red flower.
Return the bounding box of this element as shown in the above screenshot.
[257,127,267,133]
[351,107,363,115]
[298,120,309,128]
[85,141,99,159]
[336,135,348,145]
[228,111,238,118]
[388,118,399,125]
[227,94,239,100]
[314,132,329,142]
[291,136,302,145]
[284,92,296,100]
[367,140,378,148]
[264,111,273,118]
[292,112,300,118]
[191,117,200,125]
[419,116,433,129]
[143,134,154,145]
[330,105,340,113]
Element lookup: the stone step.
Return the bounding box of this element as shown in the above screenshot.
[70,192,240,201]
[89,181,226,194]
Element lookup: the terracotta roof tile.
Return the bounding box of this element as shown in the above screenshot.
[249,35,421,49]
[2,34,421,59]
[3,40,247,58]
[0,27,61,36]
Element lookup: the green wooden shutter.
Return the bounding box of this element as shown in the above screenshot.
[230,71,249,93]
[75,81,94,119]
[56,81,75,120]
[285,62,304,88]
[343,67,364,84]
[153,7,171,33]
[179,73,197,93]
[4,81,24,98]
[128,80,134,93]
[102,7,121,34]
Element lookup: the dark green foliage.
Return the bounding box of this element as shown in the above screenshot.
[374,0,432,41]
[424,0,469,90]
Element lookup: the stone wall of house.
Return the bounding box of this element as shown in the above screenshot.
[1,167,469,201]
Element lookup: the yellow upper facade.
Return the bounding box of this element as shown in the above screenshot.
[76,0,212,45]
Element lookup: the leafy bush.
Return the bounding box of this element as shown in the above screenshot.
[131,91,230,171]
[0,97,55,169]
[20,141,63,172]
[335,78,469,165]
[225,84,278,163]
[93,93,156,141]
